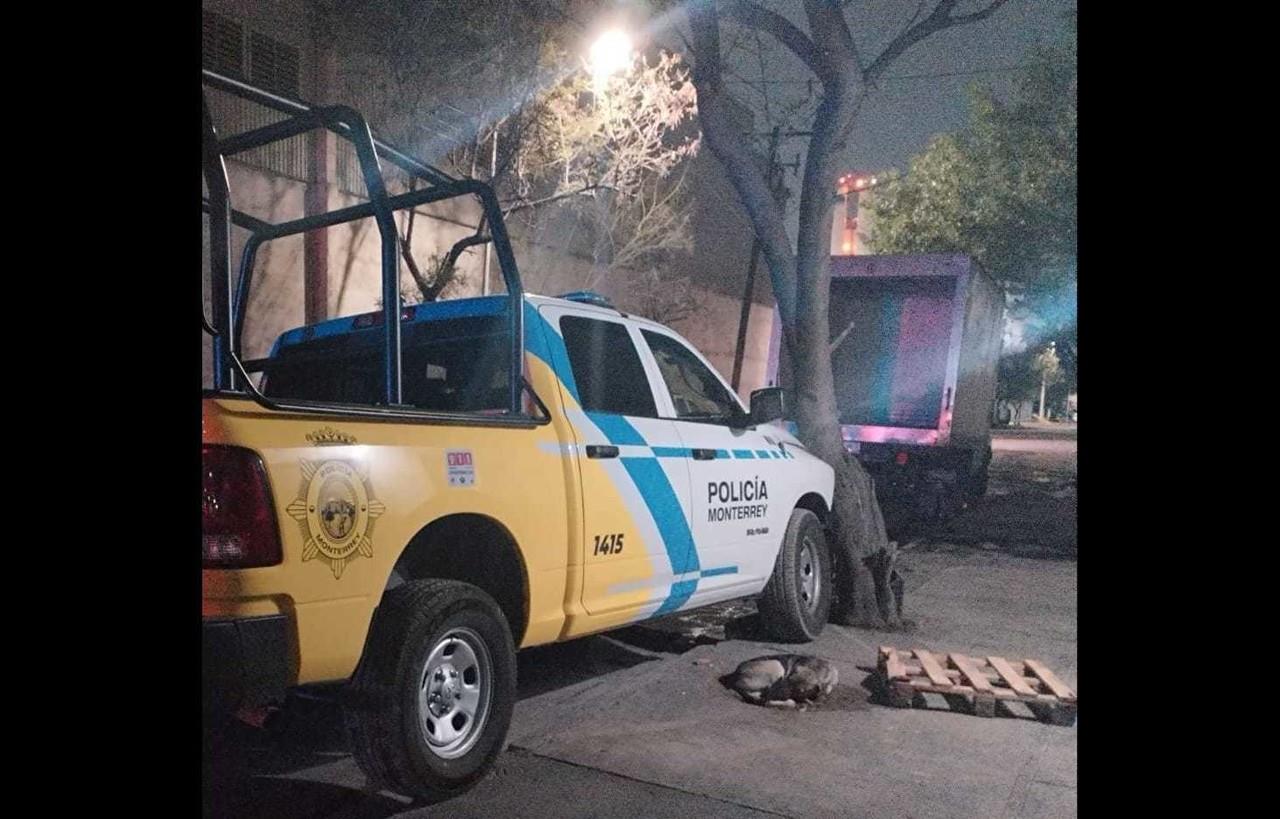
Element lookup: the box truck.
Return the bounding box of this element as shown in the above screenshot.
[767,253,1004,521]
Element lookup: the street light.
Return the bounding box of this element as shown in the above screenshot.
[589,28,633,88]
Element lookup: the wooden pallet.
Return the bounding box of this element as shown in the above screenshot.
[878,646,1077,725]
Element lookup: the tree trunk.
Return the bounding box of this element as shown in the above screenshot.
[789,82,898,628]
[687,1,902,629]
[682,0,1012,631]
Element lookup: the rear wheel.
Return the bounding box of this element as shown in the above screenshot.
[345,579,516,799]
[758,508,832,642]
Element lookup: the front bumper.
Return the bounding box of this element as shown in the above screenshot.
[202,614,294,713]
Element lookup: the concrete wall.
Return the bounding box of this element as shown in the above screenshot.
[202,159,487,385]
[670,294,776,403]
[322,188,487,326]
[661,137,775,400]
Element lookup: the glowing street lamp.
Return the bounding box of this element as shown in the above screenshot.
[589,28,633,89]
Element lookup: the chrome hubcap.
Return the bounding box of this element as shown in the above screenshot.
[799,536,820,612]
[418,628,491,759]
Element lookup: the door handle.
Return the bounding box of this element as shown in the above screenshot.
[692,448,718,460]
[586,445,619,459]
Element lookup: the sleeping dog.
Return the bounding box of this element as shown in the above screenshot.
[724,654,838,709]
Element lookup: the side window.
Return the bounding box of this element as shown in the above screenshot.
[641,330,741,422]
[560,316,658,417]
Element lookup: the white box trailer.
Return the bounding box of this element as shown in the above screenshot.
[767,253,1005,519]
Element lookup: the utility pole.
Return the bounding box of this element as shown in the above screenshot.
[1037,341,1056,420]
[730,125,783,393]
[481,128,498,296]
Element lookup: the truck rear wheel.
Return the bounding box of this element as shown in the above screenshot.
[966,446,993,498]
[758,508,832,642]
[345,579,516,799]
[962,440,988,499]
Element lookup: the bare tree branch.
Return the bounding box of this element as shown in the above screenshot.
[721,0,834,83]
[904,0,929,31]
[501,183,612,216]
[948,0,1013,25]
[865,0,1010,84]
[830,319,857,353]
[802,0,862,82]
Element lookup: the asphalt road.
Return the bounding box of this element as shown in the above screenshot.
[205,428,1078,818]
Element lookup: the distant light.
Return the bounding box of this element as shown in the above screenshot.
[870,177,878,185]
[589,29,633,87]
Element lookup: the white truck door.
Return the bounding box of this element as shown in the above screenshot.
[636,326,790,606]
[533,304,701,622]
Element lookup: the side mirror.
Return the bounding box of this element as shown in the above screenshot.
[749,387,786,426]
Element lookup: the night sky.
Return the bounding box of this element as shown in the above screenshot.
[654,0,1075,175]
[838,0,1074,173]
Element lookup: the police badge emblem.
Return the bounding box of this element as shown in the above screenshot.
[286,458,385,579]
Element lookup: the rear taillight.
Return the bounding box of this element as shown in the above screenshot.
[202,445,283,568]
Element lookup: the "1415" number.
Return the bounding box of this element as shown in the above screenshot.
[593,533,625,555]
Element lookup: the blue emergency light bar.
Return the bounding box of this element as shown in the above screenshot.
[558,291,614,309]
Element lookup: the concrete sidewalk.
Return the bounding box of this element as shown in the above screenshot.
[992,421,1078,440]
[508,550,1077,818]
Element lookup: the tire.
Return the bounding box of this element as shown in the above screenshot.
[757,508,832,642]
[916,482,945,523]
[966,446,993,498]
[345,579,516,799]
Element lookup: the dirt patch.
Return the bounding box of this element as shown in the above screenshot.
[810,683,873,712]
[888,441,1077,558]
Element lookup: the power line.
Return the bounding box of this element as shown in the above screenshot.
[724,61,1063,85]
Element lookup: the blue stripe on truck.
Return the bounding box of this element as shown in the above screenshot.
[523,301,702,614]
[650,446,693,458]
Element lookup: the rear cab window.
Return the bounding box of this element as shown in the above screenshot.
[262,314,511,413]
[559,315,658,418]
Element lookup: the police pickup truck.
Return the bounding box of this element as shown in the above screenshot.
[202,70,835,798]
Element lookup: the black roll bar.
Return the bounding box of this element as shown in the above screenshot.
[202,93,234,391]
[202,69,527,418]
[202,70,455,187]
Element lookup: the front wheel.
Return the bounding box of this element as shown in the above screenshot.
[345,579,516,799]
[757,508,832,642]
